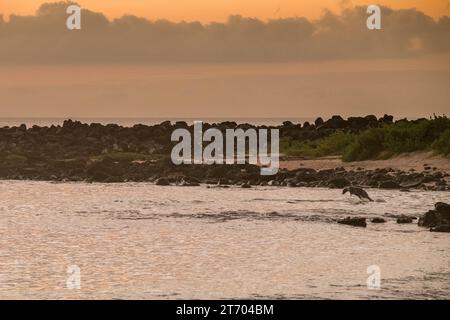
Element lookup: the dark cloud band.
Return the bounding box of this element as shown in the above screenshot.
[0,2,449,64]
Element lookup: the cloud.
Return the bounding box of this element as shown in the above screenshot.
[339,0,353,10]
[0,2,449,64]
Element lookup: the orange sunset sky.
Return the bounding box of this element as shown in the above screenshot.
[1,0,449,21]
[1,1,449,118]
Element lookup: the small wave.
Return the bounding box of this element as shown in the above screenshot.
[152,210,334,223]
[250,293,320,300]
[253,198,338,203]
[98,209,159,220]
[286,199,338,203]
[99,208,378,224]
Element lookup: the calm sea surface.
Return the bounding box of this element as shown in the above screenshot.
[0,118,316,128]
[0,181,449,299]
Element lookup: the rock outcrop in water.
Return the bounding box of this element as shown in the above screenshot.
[337,217,367,228]
[397,217,414,224]
[0,116,449,191]
[419,202,450,232]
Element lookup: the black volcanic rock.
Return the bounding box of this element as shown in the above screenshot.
[379,114,394,124]
[379,180,400,189]
[347,117,369,129]
[328,178,350,188]
[324,115,347,129]
[155,178,170,186]
[418,202,450,230]
[364,115,378,126]
[397,217,414,224]
[1,116,449,192]
[435,202,450,215]
[241,181,252,188]
[430,225,450,233]
[314,117,324,127]
[338,217,367,228]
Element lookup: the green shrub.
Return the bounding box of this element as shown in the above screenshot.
[315,132,355,157]
[432,129,450,156]
[280,138,318,157]
[282,116,450,161]
[5,154,28,164]
[343,116,450,161]
[281,132,355,158]
[342,128,385,161]
[382,123,427,153]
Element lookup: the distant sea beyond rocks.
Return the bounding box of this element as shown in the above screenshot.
[0,115,449,191]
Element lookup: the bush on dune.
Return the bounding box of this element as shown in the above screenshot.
[280,138,318,158]
[281,132,355,158]
[432,129,450,156]
[282,116,450,161]
[314,132,355,157]
[343,116,450,161]
[342,128,385,161]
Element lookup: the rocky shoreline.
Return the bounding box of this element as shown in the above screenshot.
[0,117,449,191]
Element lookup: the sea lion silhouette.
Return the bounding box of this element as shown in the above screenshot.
[343,186,373,201]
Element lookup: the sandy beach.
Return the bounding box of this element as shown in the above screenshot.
[281,152,450,174]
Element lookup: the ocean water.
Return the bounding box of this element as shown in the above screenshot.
[0,181,449,300]
[0,118,316,128]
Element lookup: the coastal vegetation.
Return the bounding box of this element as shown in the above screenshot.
[281,116,450,161]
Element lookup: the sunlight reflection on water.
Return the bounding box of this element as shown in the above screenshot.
[0,181,449,299]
